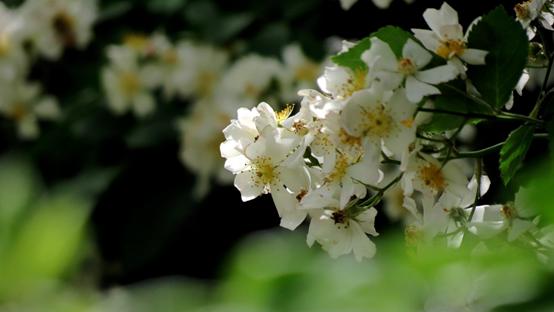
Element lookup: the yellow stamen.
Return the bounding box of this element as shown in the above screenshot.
[398,58,417,75]
[436,39,465,59]
[276,104,294,125]
[417,162,446,193]
[0,33,10,57]
[362,103,394,139]
[252,156,278,186]
[119,72,141,97]
[123,34,150,51]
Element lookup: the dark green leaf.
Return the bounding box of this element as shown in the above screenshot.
[373,26,412,58]
[420,85,491,132]
[499,124,535,185]
[467,6,529,109]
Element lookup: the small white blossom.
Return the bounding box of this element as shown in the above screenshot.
[305,195,379,261]
[101,45,158,117]
[0,81,60,139]
[363,38,458,102]
[341,87,417,158]
[515,0,554,39]
[412,2,488,76]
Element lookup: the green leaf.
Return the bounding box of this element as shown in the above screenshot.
[467,6,529,109]
[331,37,370,72]
[499,124,535,185]
[373,26,412,58]
[420,85,491,132]
[331,26,413,72]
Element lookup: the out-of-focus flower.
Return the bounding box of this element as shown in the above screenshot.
[0,81,60,139]
[0,3,27,82]
[20,0,97,60]
[101,45,159,117]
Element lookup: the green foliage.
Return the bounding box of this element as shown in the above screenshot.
[421,85,491,132]
[0,158,92,302]
[500,124,535,185]
[331,37,370,72]
[331,26,413,72]
[373,26,412,58]
[467,6,529,109]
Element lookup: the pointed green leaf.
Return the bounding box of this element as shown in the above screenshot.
[467,6,529,109]
[331,37,370,72]
[499,124,535,185]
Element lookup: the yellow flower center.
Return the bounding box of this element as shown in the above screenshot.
[398,58,417,75]
[52,11,76,47]
[123,34,150,51]
[276,104,294,125]
[436,39,465,59]
[163,49,178,65]
[339,128,362,148]
[8,102,28,121]
[0,33,11,57]
[339,69,367,99]
[417,162,446,193]
[244,83,260,98]
[197,71,217,97]
[325,153,350,183]
[119,72,141,97]
[252,156,278,186]
[362,103,394,139]
[295,62,320,81]
[514,2,531,20]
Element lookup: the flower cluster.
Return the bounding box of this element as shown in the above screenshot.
[101,33,324,197]
[221,2,553,261]
[0,0,97,139]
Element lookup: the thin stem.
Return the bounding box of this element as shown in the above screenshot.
[442,84,492,110]
[417,108,542,124]
[442,133,547,161]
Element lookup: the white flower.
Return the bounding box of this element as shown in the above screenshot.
[179,99,233,198]
[281,44,321,101]
[304,142,381,209]
[221,103,310,229]
[317,65,368,100]
[219,54,286,108]
[171,41,228,99]
[412,2,488,75]
[339,0,359,10]
[402,154,468,200]
[515,0,554,39]
[303,193,379,261]
[0,3,28,82]
[340,87,417,158]
[20,0,97,60]
[363,38,458,102]
[422,173,490,245]
[101,45,158,117]
[0,81,60,139]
